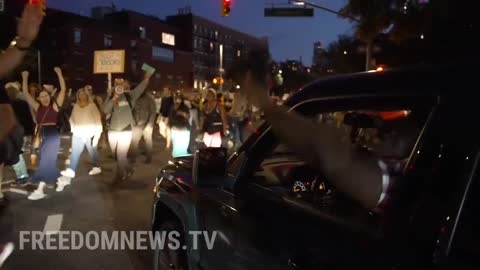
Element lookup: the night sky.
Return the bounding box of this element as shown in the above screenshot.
[49,0,352,66]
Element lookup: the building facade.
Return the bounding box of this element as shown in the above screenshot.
[167,11,269,90]
[312,41,327,73]
[35,8,192,94]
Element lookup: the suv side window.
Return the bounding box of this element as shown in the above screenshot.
[251,96,434,223]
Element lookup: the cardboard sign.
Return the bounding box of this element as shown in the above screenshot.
[94,50,125,74]
[141,63,156,74]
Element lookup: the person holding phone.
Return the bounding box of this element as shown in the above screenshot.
[104,71,152,182]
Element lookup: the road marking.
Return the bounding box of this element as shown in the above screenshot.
[5,188,28,195]
[43,214,63,235]
[0,180,15,186]
[0,242,14,268]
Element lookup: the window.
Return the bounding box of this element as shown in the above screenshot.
[210,42,214,51]
[237,49,241,57]
[155,73,161,79]
[74,29,81,44]
[162,33,175,46]
[194,38,197,49]
[250,97,434,214]
[139,26,146,39]
[130,40,137,47]
[152,46,174,63]
[215,30,219,39]
[104,35,112,47]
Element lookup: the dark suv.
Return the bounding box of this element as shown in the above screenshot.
[151,64,480,270]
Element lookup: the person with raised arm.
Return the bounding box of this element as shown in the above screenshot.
[21,67,67,200]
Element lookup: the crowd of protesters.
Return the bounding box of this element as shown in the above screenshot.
[0,0,263,206]
[1,67,256,201]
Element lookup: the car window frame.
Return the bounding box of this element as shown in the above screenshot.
[238,94,438,187]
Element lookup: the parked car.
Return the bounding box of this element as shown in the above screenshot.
[151,64,480,270]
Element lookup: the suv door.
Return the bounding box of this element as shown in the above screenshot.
[196,149,291,270]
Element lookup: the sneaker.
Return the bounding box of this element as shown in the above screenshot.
[56,177,71,192]
[28,190,46,200]
[61,168,75,178]
[88,167,102,176]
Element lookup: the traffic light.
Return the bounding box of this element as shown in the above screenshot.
[222,0,231,17]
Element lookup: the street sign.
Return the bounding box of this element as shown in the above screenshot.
[93,50,125,74]
[264,7,314,17]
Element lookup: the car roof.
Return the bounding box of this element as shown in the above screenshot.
[286,63,476,107]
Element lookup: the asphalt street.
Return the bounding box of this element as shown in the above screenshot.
[0,133,171,270]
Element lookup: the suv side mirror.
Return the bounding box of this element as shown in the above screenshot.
[192,148,228,186]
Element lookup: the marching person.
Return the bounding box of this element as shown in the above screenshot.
[5,82,35,185]
[166,92,191,158]
[22,67,66,200]
[200,89,228,148]
[0,0,44,206]
[57,88,103,191]
[85,84,108,149]
[129,89,157,164]
[158,88,173,138]
[104,71,152,182]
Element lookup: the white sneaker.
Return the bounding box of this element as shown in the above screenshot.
[28,190,46,200]
[88,167,102,176]
[56,176,71,192]
[61,168,75,178]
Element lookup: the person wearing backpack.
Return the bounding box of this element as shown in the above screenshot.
[104,71,152,182]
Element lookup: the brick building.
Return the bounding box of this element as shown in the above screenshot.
[167,10,269,90]
[36,8,193,94]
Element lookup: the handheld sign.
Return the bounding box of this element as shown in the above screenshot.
[94,50,125,74]
[141,63,156,75]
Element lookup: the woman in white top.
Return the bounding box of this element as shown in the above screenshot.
[57,88,103,191]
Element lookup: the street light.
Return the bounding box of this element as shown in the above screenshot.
[343,51,348,55]
[278,69,283,74]
[236,85,240,89]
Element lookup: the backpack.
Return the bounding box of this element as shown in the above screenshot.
[2,124,24,166]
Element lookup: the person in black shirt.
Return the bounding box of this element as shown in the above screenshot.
[166,92,191,158]
[158,88,173,138]
[1,2,43,205]
[5,83,34,185]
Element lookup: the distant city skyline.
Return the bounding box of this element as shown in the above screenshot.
[48,0,352,66]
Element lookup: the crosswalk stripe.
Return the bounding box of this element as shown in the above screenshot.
[5,188,28,195]
[43,214,63,235]
[0,180,15,186]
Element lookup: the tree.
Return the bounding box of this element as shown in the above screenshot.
[340,0,394,71]
[322,35,364,75]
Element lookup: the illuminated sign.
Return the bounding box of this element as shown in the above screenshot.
[162,33,175,46]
